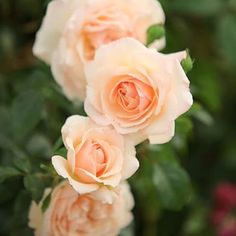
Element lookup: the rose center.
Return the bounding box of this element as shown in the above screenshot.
[74,139,107,179]
[117,82,139,110]
[114,79,155,113]
[91,142,106,176]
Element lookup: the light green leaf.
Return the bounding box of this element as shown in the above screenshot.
[181,50,194,73]
[146,24,165,46]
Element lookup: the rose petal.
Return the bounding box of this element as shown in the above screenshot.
[33,0,82,63]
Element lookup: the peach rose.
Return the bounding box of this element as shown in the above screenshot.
[85,38,193,145]
[51,115,139,203]
[29,181,134,236]
[33,0,165,101]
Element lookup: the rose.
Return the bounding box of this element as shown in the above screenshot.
[51,115,139,203]
[33,0,165,101]
[29,181,134,236]
[211,183,236,236]
[85,37,193,145]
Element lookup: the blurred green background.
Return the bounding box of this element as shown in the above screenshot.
[0,0,236,235]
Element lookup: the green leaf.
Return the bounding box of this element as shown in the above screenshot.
[119,223,134,236]
[148,144,179,165]
[229,0,236,10]
[0,106,13,149]
[176,117,193,135]
[0,166,21,183]
[54,147,67,157]
[41,191,51,213]
[190,62,221,111]
[168,0,223,17]
[26,134,52,158]
[183,203,209,235]
[181,50,194,74]
[52,136,63,152]
[173,117,193,151]
[188,103,213,126]
[14,190,31,225]
[24,174,48,203]
[153,161,192,210]
[11,90,43,142]
[217,14,236,66]
[146,24,165,46]
[14,158,31,173]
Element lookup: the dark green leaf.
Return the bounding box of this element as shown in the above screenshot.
[176,117,193,136]
[11,90,43,142]
[191,63,221,111]
[146,24,165,46]
[183,203,209,235]
[14,190,31,225]
[153,161,192,210]
[54,147,67,157]
[0,106,13,149]
[14,158,31,173]
[168,0,223,16]
[173,117,193,151]
[26,134,52,158]
[52,136,63,152]
[148,144,179,165]
[41,191,51,213]
[0,166,21,183]
[217,14,236,66]
[24,174,48,203]
[188,103,213,125]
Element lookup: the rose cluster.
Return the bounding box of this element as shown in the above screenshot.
[29,0,193,235]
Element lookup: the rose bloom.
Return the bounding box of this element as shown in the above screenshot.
[52,115,138,203]
[29,181,134,236]
[33,0,165,101]
[85,38,193,145]
[211,183,236,236]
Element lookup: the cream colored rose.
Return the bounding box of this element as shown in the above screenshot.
[51,115,138,203]
[85,38,193,145]
[33,0,165,101]
[29,181,134,236]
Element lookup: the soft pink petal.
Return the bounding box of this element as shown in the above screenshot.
[121,140,139,179]
[51,155,69,178]
[33,0,82,63]
[67,175,99,194]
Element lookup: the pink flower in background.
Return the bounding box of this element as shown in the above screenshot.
[51,115,139,203]
[85,38,193,145]
[33,0,165,101]
[29,181,134,236]
[211,183,236,236]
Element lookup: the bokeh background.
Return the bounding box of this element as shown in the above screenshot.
[0,0,236,235]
